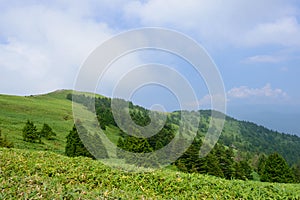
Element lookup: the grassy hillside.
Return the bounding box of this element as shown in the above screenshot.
[1,148,299,199]
[1,90,300,165]
[0,90,76,154]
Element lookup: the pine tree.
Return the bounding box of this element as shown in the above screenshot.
[22,120,41,143]
[261,152,295,183]
[234,160,253,180]
[40,123,56,140]
[292,161,300,183]
[257,154,267,176]
[202,152,224,178]
[65,124,95,159]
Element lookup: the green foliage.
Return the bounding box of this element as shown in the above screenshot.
[234,160,253,180]
[22,120,41,143]
[1,148,300,199]
[65,123,95,159]
[261,152,295,183]
[257,154,267,176]
[40,123,56,140]
[176,139,253,180]
[0,129,13,148]
[292,161,300,183]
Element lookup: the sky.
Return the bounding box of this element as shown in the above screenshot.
[1,0,300,135]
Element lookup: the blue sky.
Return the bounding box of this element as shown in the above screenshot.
[1,1,300,135]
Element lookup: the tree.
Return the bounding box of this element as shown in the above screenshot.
[257,154,267,176]
[292,161,300,183]
[261,152,295,183]
[22,120,41,143]
[40,123,56,140]
[65,123,95,159]
[0,129,14,148]
[234,160,253,180]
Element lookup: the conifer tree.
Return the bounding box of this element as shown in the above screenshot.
[22,120,41,143]
[261,152,295,183]
[65,123,95,159]
[40,123,56,140]
[292,161,300,183]
[234,160,253,180]
[257,154,267,176]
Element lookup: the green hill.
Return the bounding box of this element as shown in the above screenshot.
[0,90,76,154]
[1,148,299,199]
[1,89,300,165]
[1,90,300,198]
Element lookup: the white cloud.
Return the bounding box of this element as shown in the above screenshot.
[197,84,289,107]
[241,17,300,47]
[124,0,300,47]
[227,84,288,99]
[243,55,284,63]
[0,2,116,95]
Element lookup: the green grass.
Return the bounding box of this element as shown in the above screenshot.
[0,90,79,154]
[1,147,300,199]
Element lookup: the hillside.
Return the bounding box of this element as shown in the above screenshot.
[1,90,300,165]
[0,90,75,154]
[1,148,299,199]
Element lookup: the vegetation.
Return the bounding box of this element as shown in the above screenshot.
[1,90,300,198]
[261,152,295,183]
[0,90,75,154]
[65,122,108,159]
[1,148,300,199]
[65,123,95,159]
[40,123,56,140]
[70,93,300,183]
[0,129,13,148]
[22,120,41,143]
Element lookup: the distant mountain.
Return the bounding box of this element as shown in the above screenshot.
[228,104,300,136]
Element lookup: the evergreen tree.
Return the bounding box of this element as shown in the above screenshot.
[261,152,295,183]
[257,154,267,176]
[234,160,253,180]
[22,120,41,143]
[0,129,14,148]
[40,123,56,140]
[291,161,300,183]
[214,144,235,179]
[65,123,95,159]
[200,152,224,178]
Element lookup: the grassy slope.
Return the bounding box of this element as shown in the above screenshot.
[1,91,300,199]
[0,90,83,154]
[1,148,300,199]
[0,90,119,155]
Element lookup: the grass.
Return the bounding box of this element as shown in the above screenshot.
[1,90,300,199]
[1,147,300,199]
[0,90,76,154]
[0,90,120,155]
